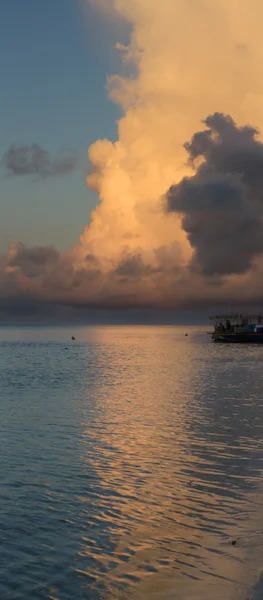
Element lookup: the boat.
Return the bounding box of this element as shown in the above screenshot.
[210,314,263,343]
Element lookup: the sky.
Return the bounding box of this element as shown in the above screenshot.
[0,0,124,251]
[2,0,263,321]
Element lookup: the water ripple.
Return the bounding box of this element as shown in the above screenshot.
[1,326,263,599]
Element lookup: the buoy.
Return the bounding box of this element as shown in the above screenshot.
[231,540,237,546]
[71,336,75,341]
[185,333,188,337]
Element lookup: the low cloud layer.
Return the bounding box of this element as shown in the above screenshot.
[2,144,78,179]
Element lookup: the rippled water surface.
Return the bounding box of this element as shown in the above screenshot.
[2,325,263,600]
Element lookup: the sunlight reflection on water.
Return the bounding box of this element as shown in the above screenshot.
[1,326,263,599]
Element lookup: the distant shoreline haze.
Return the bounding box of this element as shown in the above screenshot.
[0,306,262,326]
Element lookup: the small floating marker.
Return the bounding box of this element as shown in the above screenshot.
[231,540,237,546]
[185,333,188,336]
[71,336,76,341]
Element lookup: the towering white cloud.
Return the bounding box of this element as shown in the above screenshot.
[2,0,263,315]
[79,0,263,272]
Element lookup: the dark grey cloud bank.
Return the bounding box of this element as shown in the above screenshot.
[167,112,263,276]
[2,112,263,322]
[7,243,60,277]
[2,144,78,179]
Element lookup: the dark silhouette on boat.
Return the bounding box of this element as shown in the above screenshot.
[210,314,263,343]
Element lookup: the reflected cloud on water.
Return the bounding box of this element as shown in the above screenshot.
[74,327,263,600]
[2,326,263,599]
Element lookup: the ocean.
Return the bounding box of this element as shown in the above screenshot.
[1,325,263,600]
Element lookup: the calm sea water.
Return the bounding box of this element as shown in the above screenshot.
[1,325,263,600]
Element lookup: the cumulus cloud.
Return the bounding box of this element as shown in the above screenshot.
[167,113,263,276]
[3,1,263,319]
[2,144,78,179]
[6,243,60,277]
[78,0,263,267]
[1,219,263,317]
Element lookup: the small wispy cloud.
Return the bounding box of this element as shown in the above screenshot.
[2,144,79,180]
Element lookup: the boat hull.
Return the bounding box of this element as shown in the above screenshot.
[212,333,263,343]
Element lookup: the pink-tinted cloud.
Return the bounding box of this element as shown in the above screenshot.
[2,1,263,319]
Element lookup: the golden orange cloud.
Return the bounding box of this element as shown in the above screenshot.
[2,0,263,314]
[78,0,263,275]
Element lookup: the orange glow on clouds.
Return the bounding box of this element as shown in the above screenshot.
[79,0,263,270]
